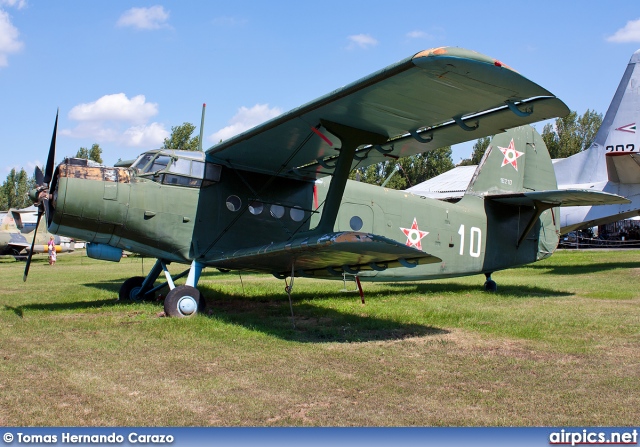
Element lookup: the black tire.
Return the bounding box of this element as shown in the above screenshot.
[164,285,202,317]
[119,276,145,301]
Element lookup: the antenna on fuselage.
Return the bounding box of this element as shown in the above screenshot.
[198,103,206,151]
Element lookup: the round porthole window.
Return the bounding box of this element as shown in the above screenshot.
[290,206,304,222]
[270,204,285,219]
[248,201,264,215]
[350,216,363,231]
[226,195,242,212]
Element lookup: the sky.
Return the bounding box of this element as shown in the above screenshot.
[2,0,640,176]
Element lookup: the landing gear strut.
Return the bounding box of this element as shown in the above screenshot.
[118,259,206,317]
[484,272,497,292]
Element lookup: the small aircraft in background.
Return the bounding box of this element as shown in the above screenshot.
[0,212,29,258]
[25,47,628,317]
[410,48,640,234]
[0,210,73,259]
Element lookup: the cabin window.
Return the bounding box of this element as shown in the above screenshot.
[350,216,363,231]
[248,201,264,215]
[290,206,305,222]
[226,195,242,212]
[270,204,285,219]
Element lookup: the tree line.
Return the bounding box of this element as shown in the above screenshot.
[0,112,601,210]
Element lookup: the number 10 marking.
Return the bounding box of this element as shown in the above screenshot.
[458,224,481,258]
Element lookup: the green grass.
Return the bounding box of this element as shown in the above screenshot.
[0,249,638,426]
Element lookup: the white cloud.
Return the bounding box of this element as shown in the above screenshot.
[210,104,282,142]
[406,30,429,39]
[116,6,170,30]
[121,122,168,148]
[346,34,378,50]
[0,9,24,67]
[607,18,640,43]
[63,93,168,149]
[0,0,27,9]
[68,93,158,124]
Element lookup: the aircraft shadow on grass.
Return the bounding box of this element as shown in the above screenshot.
[7,280,449,343]
[383,281,573,298]
[525,261,640,276]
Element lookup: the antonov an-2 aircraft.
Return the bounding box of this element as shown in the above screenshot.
[25,47,628,317]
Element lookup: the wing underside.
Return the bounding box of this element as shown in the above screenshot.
[206,231,441,277]
[206,47,570,179]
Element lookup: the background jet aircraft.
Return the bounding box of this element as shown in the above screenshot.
[26,47,627,317]
[553,49,640,233]
[0,212,29,257]
[0,211,72,258]
[409,49,640,234]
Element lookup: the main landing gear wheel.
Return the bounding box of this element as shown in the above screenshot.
[119,276,146,301]
[164,285,205,317]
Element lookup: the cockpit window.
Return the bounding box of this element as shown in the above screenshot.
[168,158,191,175]
[148,155,171,173]
[133,151,221,188]
[131,154,154,172]
[192,161,205,178]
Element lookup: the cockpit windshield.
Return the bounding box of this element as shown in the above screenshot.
[130,150,221,188]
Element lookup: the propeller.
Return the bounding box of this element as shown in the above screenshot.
[24,110,58,282]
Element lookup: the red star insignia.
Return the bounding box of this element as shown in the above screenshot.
[499,138,524,171]
[400,218,429,250]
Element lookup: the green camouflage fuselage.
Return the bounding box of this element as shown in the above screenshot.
[49,127,559,281]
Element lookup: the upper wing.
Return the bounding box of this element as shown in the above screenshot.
[206,47,569,179]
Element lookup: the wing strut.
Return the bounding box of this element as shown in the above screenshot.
[312,120,387,235]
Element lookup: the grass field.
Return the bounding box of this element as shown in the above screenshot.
[0,249,638,426]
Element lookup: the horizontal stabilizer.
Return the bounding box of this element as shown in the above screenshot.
[208,231,441,277]
[606,152,640,183]
[488,189,630,207]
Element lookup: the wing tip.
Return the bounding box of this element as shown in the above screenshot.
[412,47,518,73]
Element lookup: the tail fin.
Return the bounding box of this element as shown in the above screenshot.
[554,49,640,185]
[465,125,556,196]
[461,126,628,266]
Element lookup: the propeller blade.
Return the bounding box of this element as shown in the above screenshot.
[35,166,44,186]
[23,209,44,282]
[43,109,58,186]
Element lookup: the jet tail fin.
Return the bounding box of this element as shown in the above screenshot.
[554,49,640,185]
